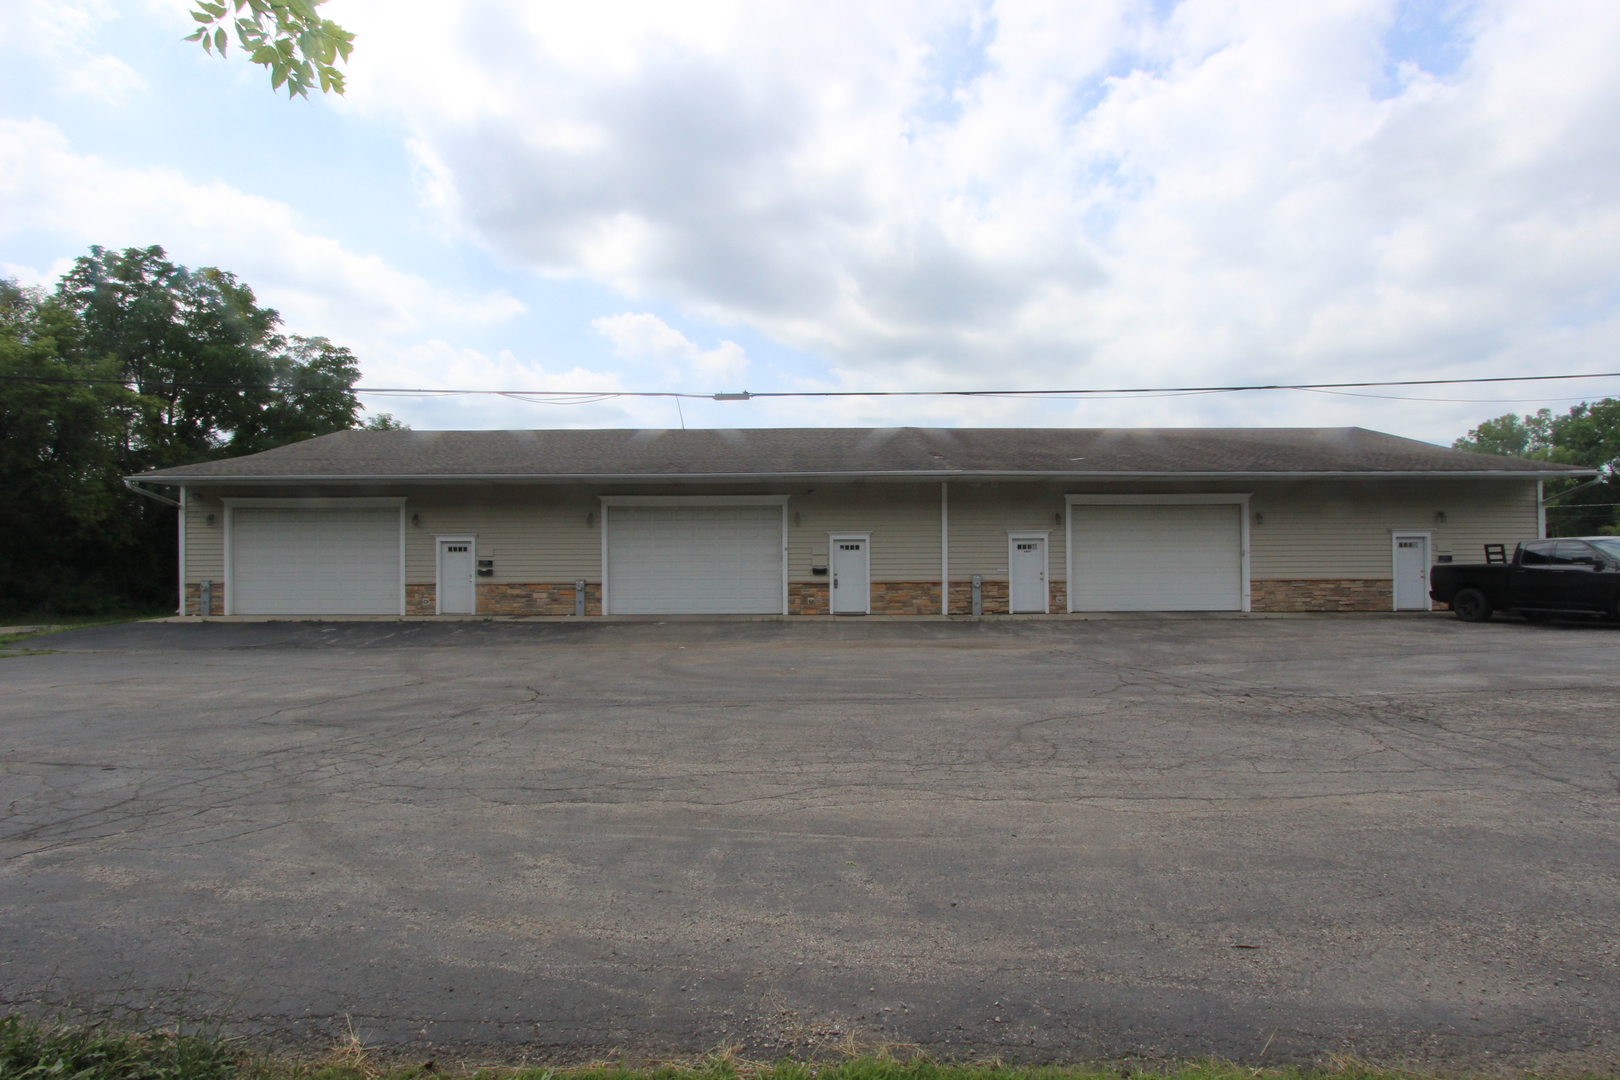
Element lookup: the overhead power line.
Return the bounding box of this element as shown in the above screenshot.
[1,369,1618,402]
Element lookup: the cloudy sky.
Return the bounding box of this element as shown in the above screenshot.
[3,0,1619,440]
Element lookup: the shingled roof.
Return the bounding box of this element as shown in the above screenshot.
[134,427,1587,482]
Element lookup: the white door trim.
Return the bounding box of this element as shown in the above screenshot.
[1007,530,1052,614]
[1064,494,1252,613]
[434,534,477,615]
[1391,529,1434,611]
[222,497,407,616]
[829,531,872,615]
[599,495,790,616]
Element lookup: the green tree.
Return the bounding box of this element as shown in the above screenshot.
[234,334,365,453]
[1454,402,1620,536]
[1545,400,1620,535]
[362,411,409,430]
[0,281,145,613]
[0,246,379,616]
[1452,409,1553,458]
[58,245,363,469]
[186,0,354,98]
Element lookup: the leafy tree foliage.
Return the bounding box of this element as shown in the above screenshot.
[0,282,141,614]
[186,0,354,98]
[1455,402,1620,536]
[58,246,366,467]
[1451,409,1554,459]
[362,411,408,430]
[0,246,383,615]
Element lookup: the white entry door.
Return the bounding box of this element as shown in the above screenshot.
[1009,535,1049,613]
[1393,534,1430,610]
[437,539,475,614]
[830,536,870,614]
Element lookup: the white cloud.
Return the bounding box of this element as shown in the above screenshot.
[331,0,1620,432]
[0,118,525,340]
[0,116,546,433]
[1,0,146,102]
[376,340,620,394]
[593,312,749,386]
[357,338,687,430]
[0,257,77,289]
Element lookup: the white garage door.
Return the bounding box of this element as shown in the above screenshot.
[1069,504,1244,611]
[607,505,783,614]
[230,507,401,615]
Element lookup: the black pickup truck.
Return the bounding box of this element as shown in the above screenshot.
[1430,537,1620,622]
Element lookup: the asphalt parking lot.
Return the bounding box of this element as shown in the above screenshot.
[2,615,1618,1069]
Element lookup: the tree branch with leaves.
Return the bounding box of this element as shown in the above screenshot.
[1456,404,1620,536]
[186,0,354,98]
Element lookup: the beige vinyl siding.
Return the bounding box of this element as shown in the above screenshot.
[788,483,941,581]
[183,491,226,583]
[176,477,1543,589]
[403,486,600,583]
[947,483,1067,582]
[1247,479,1540,579]
[181,486,604,586]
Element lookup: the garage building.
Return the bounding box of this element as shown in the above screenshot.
[130,427,1584,617]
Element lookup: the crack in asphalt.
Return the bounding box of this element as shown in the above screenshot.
[3,618,1619,1068]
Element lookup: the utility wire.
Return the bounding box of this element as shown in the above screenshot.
[1,369,1619,401]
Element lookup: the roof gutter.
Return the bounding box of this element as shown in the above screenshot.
[129,468,1597,485]
[123,478,181,507]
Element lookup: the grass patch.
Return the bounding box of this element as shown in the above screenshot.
[0,1015,240,1080]
[0,1017,1608,1080]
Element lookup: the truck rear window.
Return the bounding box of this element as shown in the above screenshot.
[1519,542,1555,566]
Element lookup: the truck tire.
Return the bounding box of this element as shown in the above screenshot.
[1452,588,1493,623]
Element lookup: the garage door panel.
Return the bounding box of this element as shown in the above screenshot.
[231,508,400,615]
[608,505,782,614]
[1070,504,1243,611]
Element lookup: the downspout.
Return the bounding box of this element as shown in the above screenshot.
[1538,472,1608,536]
[178,486,187,615]
[940,481,949,616]
[122,480,184,612]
